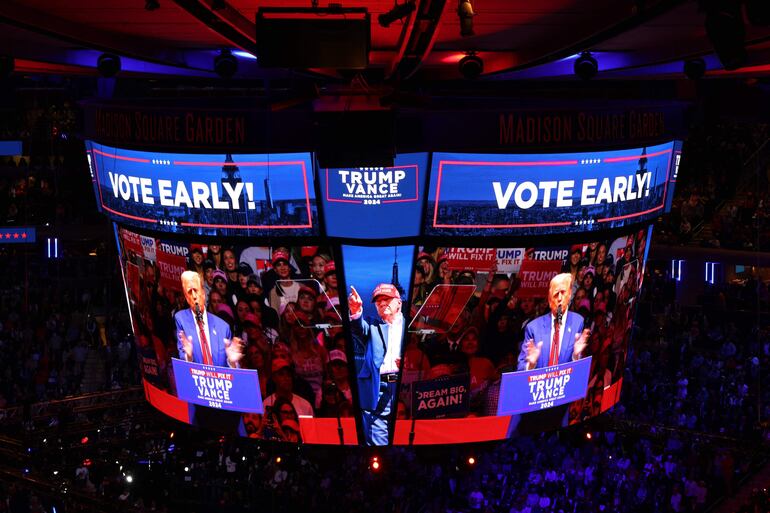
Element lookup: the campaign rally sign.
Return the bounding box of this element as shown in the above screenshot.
[120,227,143,257]
[321,153,428,239]
[86,141,317,237]
[445,247,497,271]
[156,240,188,292]
[412,373,470,419]
[496,248,525,273]
[125,262,141,303]
[516,259,563,298]
[497,357,592,415]
[425,141,680,236]
[172,358,263,413]
[140,235,157,262]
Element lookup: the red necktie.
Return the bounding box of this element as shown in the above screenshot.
[549,317,560,367]
[196,317,213,366]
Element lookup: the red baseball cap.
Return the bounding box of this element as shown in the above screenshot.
[271,358,292,373]
[371,283,401,302]
[271,250,290,265]
[416,251,435,263]
[281,418,300,433]
[297,285,317,298]
[242,313,260,327]
[328,349,348,363]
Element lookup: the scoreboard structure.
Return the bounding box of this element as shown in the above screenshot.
[88,140,681,446]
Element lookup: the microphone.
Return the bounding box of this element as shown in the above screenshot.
[556,304,563,325]
[193,303,203,322]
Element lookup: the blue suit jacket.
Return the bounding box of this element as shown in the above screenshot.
[350,314,405,411]
[517,311,584,371]
[175,308,232,367]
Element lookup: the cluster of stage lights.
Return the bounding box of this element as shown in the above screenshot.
[160,219,179,227]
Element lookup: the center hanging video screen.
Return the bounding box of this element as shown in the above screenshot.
[392,227,651,444]
[115,225,357,444]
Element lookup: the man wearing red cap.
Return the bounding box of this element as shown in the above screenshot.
[348,283,405,446]
[267,249,301,314]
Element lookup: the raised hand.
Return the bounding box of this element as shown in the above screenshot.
[525,339,543,370]
[178,330,193,362]
[348,285,363,318]
[573,328,590,360]
[225,336,244,367]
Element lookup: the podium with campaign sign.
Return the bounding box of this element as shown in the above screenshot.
[496,357,592,416]
[172,358,264,413]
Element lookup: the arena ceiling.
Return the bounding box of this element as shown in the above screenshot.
[1,0,770,83]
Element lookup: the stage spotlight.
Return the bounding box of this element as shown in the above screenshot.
[378,2,416,28]
[585,432,592,440]
[684,58,706,80]
[145,0,160,11]
[214,49,238,78]
[0,56,14,79]
[458,0,475,37]
[126,475,133,483]
[467,456,476,466]
[275,456,282,464]
[459,53,483,79]
[705,2,746,70]
[574,51,598,80]
[370,456,381,471]
[96,53,121,78]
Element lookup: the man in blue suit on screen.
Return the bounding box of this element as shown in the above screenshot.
[176,270,243,368]
[349,283,404,446]
[517,273,590,371]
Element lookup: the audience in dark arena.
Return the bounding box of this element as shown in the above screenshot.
[1,117,769,512]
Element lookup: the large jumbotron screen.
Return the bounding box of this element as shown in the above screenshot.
[88,140,680,446]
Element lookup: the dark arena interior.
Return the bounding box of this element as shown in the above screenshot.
[2,1,770,512]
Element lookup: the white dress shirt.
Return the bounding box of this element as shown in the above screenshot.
[380,313,403,375]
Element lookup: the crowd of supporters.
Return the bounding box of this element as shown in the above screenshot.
[400,232,645,426]
[123,241,353,440]
[655,121,769,248]
[2,259,768,513]
[2,113,770,510]
[0,247,138,409]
